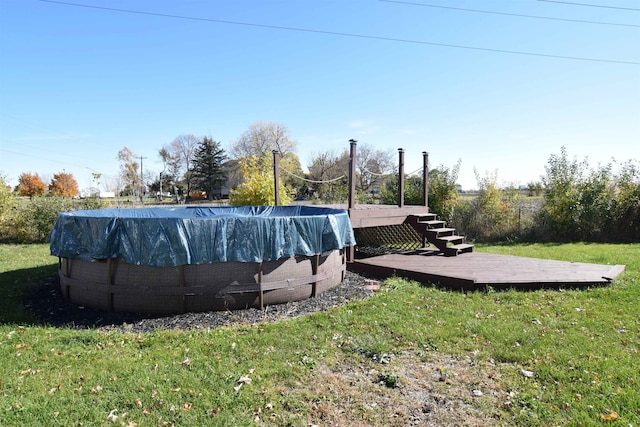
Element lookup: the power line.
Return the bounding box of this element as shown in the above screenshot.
[39,0,640,65]
[0,148,102,173]
[380,0,640,28]
[537,0,640,11]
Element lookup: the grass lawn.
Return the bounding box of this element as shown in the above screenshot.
[1,243,638,426]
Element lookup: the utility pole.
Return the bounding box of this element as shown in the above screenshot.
[138,156,147,203]
[272,150,281,206]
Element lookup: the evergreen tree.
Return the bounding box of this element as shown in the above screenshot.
[191,137,227,200]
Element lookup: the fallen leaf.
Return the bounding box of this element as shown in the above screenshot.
[134,398,143,408]
[600,410,619,421]
[181,402,192,411]
[107,409,119,422]
[181,358,192,367]
[92,385,103,394]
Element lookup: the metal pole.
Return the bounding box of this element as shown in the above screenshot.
[272,150,281,206]
[398,148,405,208]
[348,139,357,210]
[422,151,429,208]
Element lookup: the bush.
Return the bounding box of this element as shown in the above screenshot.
[451,170,523,242]
[380,160,461,221]
[538,148,640,242]
[0,196,107,244]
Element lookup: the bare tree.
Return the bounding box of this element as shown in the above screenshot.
[307,149,349,201]
[162,134,198,198]
[356,143,394,193]
[117,147,139,196]
[231,121,297,159]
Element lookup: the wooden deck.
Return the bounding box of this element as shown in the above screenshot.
[309,204,430,228]
[349,250,626,290]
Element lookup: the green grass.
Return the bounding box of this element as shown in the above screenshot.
[1,243,638,425]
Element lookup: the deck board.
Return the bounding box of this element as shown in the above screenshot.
[349,251,626,290]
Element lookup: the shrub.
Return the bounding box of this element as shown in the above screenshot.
[538,148,640,242]
[0,196,107,244]
[380,160,461,221]
[451,170,523,242]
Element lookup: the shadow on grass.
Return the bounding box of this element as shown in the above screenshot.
[1,267,164,329]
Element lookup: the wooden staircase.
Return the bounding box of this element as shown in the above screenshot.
[405,213,474,256]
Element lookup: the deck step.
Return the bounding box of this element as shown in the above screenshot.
[411,213,437,220]
[421,220,447,228]
[444,243,474,256]
[406,214,473,256]
[436,235,464,244]
[426,227,456,236]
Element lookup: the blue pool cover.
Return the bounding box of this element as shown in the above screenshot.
[50,206,356,267]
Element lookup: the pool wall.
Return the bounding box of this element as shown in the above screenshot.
[58,249,346,313]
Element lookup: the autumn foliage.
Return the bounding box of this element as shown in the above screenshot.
[229,155,293,206]
[15,173,47,197]
[49,172,79,197]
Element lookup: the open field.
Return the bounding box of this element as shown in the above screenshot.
[1,243,638,426]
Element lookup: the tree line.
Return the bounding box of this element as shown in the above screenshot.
[111,121,395,205]
[2,119,638,244]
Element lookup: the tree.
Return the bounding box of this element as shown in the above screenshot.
[229,154,293,206]
[49,171,79,197]
[15,172,47,197]
[230,122,305,197]
[191,136,227,200]
[428,160,462,220]
[117,147,139,196]
[231,121,297,160]
[0,174,15,235]
[381,159,461,220]
[165,134,198,197]
[355,143,394,193]
[307,149,349,201]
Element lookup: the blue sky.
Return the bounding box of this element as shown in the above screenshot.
[1,0,638,192]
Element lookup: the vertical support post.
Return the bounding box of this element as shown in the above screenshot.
[107,258,113,311]
[272,150,281,206]
[138,156,147,203]
[258,262,264,310]
[178,265,186,314]
[63,258,71,302]
[348,140,357,210]
[311,254,320,298]
[398,148,405,208]
[422,151,429,209]
[347,139,357,262]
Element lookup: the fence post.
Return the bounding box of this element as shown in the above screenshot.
[272,150,281,206]
[398,148,405,208]
[423,151,429,209]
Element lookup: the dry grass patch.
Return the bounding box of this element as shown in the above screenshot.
[296,350,512,426]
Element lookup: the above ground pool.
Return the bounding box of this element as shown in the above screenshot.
[49,206,356,314]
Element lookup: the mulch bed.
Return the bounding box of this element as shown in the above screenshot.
[23,271,377,333]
